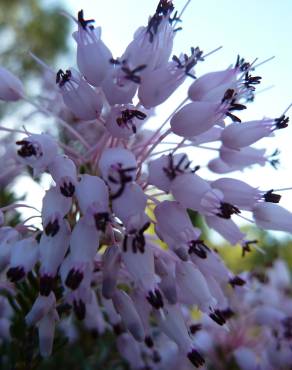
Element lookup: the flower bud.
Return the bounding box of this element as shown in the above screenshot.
[253,202,292,233]
[75,174,109,216]
[221,119,274,149]
[188,69,237,102]
[170,101,220,138]
[112,290,145,342]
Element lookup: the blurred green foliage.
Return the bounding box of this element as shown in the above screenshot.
[217,225,292,274]
[0,0,69,78]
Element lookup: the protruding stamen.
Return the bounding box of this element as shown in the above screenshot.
[146,288,164,309]
[187,349,205,368]
[16,140,37,158]
[77,9,95,30]
[217,202,241,219]
[121,63,147,84]
[56,69,72,87]
[60,182,75,197]
[188,240,209,259]
[229,276,246,287]
[263,190,281,203]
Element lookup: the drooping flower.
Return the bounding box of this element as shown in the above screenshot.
[73,10,112,87]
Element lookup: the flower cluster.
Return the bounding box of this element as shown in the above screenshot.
[194,259,292,370]
[0,1,292,368]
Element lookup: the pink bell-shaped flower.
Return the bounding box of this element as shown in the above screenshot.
[16,133,58,175]
[64,217,99,291]
[148,153,195,193]
[38,308,59,357]
[73,10,112,86]
[75,174,109,226]
[221,119,274,149]
[154,200,201,260]
[122,4,174,74]
[170,173,223,216]
[220,145,267,168]
[211,177,262,210]
[117,333,144,369]
[205,215,245,245]
[155,257,177,304]
[39,219,71,296]
[102,245,121,299]
[253,202,292,233]
[101,61,139,105]
[112,182,147,227]
[176,261,217,312]
[156,303,205,368]
[105,105,146,139]
[188,68,237,102]
[122,244,162,309]
[99,147,137,198]
[189,126,223,145]
[26,292,56,326]
[190,245,230,284]
[57,68,103,120]
[208,157,239,174]
[69,217,99,263]
[0,227,19,271]
[170,101,221,138]
[48,155,77,197]
[84,289,107,334]
[138,59,186,108]
[41,186,72,237]
[7,237,39,282]
[112,289,145,342]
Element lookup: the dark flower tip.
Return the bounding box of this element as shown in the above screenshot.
[264,189,281,203]
[65,268,83,290]
[44,219,60,237]
[94,212,110,232]
[60,182,75,197]
[209,309,226,326]
[40,274,54,296]
[189,240,209,259]
[187,349,205,368]
[73,299,86,320]
[77,9,95,30]
[145,335,154,348]
[146,289,164,309]
[189,323,202,335]
[56,69,72,87]
[7,266,25,282]
[16,140,37,158]
[113,324,123,336]
[229,276,246,287]
[217,202,241,219]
